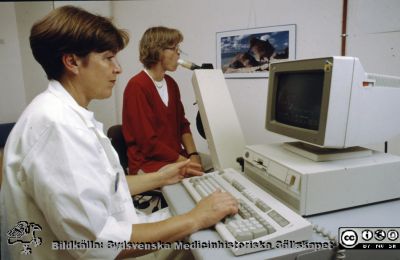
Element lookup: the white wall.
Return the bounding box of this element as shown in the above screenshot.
[346,0,400,154]
[113,0,343,153]
[0,3,27,123]
[14,2,52,105]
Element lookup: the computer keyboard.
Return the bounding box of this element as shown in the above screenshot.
[182,168,313,256]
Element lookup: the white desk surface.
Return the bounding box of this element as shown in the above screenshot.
[162,182,400,260]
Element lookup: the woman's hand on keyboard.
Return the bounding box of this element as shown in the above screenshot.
[126,160,202,195]
[189,190,239,230]
[159,159,203,185]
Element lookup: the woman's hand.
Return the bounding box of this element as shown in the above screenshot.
[188,190,238,230]
[158,160,203,185]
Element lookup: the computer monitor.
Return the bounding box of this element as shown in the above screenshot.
[266,56,400,150]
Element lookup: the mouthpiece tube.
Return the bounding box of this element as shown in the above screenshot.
[178,59,201,70]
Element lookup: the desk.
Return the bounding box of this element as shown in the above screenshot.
[162,182,400,260]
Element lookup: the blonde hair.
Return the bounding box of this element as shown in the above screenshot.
[139,26,183,69]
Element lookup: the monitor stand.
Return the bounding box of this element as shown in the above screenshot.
[283,141,373,162]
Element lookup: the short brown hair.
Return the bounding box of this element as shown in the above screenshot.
[139,26,183,69]
[30,5,129,80]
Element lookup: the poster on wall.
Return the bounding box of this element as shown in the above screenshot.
[216,25,296,78]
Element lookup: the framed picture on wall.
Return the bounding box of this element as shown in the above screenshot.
[216,24,296,78]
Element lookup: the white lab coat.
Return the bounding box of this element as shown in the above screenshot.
[1,80,139,259]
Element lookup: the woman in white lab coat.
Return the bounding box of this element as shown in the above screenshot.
[0,5,238,260]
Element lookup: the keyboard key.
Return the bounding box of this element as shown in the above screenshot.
[255,199,271,212]
[232,181,245,191]
[252,226,269,238]
[242,190,256,202]
[236,230,253,241]
[268,210,290,227]
[193,183,208,198]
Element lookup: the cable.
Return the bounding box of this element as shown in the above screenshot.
[313,224,346,260]
[152,196,161,213]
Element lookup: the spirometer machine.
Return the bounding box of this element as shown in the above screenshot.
[190,56,400,217]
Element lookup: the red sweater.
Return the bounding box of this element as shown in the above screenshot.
[122,71,191,174]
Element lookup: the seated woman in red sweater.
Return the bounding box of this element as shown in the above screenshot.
[122,26,203,174]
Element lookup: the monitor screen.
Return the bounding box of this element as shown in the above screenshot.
[266,57,335,147]
[275,71,324,131]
